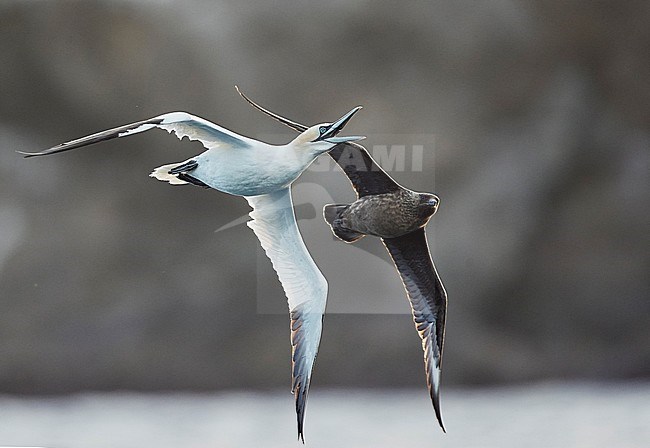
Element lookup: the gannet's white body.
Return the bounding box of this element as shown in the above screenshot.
[21,103,364,442]
[146,112,345,196]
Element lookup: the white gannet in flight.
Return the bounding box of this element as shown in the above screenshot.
[20,96,364,442]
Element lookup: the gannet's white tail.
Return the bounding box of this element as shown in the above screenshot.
[149,163,188,185]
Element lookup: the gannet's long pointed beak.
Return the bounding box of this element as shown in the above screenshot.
[319,106,364,143]
[325,106,362,136]
[325,134,365,143]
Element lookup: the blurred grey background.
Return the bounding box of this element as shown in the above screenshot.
[0,0,648,444]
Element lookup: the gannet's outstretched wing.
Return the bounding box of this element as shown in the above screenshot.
[236,86,400,197]
[383,227,447,432]
[246,188,327,442]
[18,112,253,158]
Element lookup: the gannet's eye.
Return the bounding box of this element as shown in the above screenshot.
[319,126,327,134]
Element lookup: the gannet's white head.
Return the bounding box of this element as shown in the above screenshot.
[290,106,365,155]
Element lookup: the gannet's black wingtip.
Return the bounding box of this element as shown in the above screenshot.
[296,412,305,443]
[436,411,447,433]
[17,150,44,158]
[235,86,308,133]
[432,387,446,433]
[234,84,246,99]
[295,382,308,444]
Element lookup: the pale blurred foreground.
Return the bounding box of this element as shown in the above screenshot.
[0,382,648,448]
